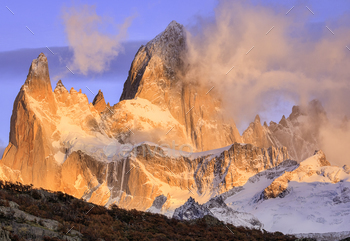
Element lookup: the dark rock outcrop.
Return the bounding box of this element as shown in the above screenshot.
[92,90,107,113]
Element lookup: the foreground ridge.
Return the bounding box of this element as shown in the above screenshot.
[0,181,297,240]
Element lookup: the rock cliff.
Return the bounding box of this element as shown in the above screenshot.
[119,21,242,151]
[243,100,327,162]
[173,196,262,229]
[0,21,328,216]
[0,22,289,212]
[0,56,290,211]
[92,90,107,113]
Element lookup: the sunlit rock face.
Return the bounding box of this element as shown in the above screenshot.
[92,90,107,113]
[119,20,242,151]
[1,53,109,192]
[2,53,60,190]
[0,21,291,213]
[1,19,349,237]
[0,49,288,212]
[101,143,289,211]
[242,115,271,148]
[1,21,347,234]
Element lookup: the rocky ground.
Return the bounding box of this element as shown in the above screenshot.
[0,180,306,241]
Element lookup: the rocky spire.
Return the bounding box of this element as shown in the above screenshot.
[279,115,287,127]
[54,80,68,92]
[56,79,64,87]
[313,150,330,167]
[263,121,268,127]
[53,80,69,103]
[254,114,261,123]
[173,197,212,221]
[25,53,50,84]
[119,20,186,102]
[289,105,302,121]
[242,114,271,148]
[24,53,54,102]
[4,53,58,186]
[92,90,107,113]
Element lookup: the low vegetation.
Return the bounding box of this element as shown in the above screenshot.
[0,181,310,240]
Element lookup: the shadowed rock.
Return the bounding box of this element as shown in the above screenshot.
[92,90,107,113]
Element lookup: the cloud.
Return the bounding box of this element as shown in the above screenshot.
[62,5,134,75]
[319,120,350,166]
[182,0,350,164]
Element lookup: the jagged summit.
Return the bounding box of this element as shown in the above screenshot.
[54,80,67,91]
[24,53,49,84]
[23,53,54,102]
[288,99,326,122]
[290,105,301,120]
[173,197,211,221]
[242,99,329,162]
[92,89,107,113]
[53,80,69,103]
[148,20,185,56]
[279,115,287,127]
[56,79,64,87]
[311,149,330,167]
[118,20,242,151]
[173,196,263,229]
[167,20,182,29]
[119,20,186,102]
[254,114,261,123]
[242,114,270,148]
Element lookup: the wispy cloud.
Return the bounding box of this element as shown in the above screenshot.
[183,0,350,165]
[62,5,134,75]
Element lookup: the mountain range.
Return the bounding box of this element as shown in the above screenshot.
[1,21,349,240]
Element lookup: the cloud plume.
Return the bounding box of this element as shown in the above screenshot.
[182,0,350,165]
[62,5,133,75]
[319,120,350,166]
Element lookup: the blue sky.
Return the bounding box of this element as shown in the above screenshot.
[0,0,349,151]
[0,0,218,51]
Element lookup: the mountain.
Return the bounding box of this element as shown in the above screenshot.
[92,89,107,113]
[0,21,288,211]
[1,20,349,239]
[220,150,350,236]
[0,50,289,212]
[0,54,290,209]
[172,150,350,239]
[119,20,242,151]
[172,196,263,229]
[243,100,327,162]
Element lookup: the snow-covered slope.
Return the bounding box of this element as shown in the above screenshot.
[220,151,350,235]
